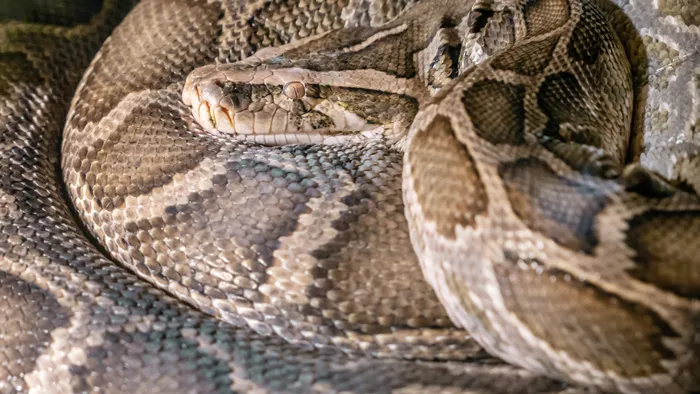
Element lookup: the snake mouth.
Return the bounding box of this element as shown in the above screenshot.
[185,91,388,145]
[183,65,414,145]
[192,129,387,145]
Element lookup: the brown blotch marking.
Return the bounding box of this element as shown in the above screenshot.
[626,210,700,298]
[0,272,71,392]
[496,251,680,377]
[66,0,221,130]
[537,72,601,147]
[264,19,380,62]
[0,0,104,26]
[499,158,609,254]
[77,98,222,208]
[538,72,584,122]
[409,115,488,239]
[131,157,313,291]
[0,53,43,96]
[567,0,612,65]
[491,35,560,76]
[308,180,457,334]
[462,80,526,145]
[523,0,570,38]
[68,311,235,393]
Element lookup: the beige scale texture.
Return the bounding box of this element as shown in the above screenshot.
[0,0,699,393]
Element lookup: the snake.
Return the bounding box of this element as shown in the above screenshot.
[0,0,699,392]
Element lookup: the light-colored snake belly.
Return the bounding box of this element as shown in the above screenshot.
[0,0,699,393]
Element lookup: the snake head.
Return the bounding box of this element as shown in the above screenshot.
[183,63,420,145]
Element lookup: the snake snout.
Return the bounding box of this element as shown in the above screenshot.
[184,82,252,135]
[183,65,262,134]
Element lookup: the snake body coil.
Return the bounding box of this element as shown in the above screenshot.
[0,0,699,393]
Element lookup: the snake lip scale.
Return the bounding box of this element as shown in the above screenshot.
[0,0,699,393]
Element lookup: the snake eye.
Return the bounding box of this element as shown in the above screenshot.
[283,81,306,99]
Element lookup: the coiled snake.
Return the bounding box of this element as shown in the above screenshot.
[0,0,699,392]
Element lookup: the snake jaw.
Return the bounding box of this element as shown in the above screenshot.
[197,101,216,131]
[183,65,397,144]
[212,106,235,133]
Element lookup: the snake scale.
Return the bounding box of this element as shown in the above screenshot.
[0,0,699,392]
